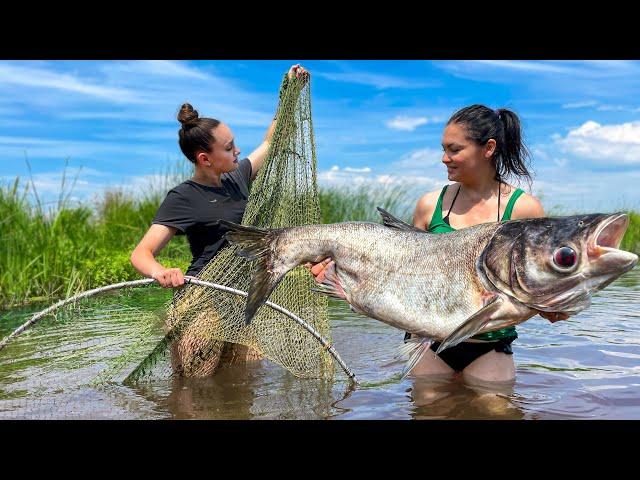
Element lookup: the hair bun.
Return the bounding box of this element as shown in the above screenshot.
[177,103,199,126]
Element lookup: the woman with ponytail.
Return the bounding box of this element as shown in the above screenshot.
[311,104,568,384]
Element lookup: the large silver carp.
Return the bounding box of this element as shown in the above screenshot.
[220,209,638,360]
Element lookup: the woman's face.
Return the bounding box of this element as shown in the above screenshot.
[440,122,493,183]
[199,123,241,174]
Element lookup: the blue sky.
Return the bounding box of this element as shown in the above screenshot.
[1,60,640,213]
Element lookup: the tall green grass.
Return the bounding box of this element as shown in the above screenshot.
[621,211,640,255]
[1,167,639,311]
[318,184,413,224]
[0,168,191,310]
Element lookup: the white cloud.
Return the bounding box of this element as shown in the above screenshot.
[0,119,40,128]
[318,169,370,187]
[531,168,640,213]
[58,111,142,121]
[315,71,436,90]
[391,148,443,170]
[435,60,640,101]
[326,165,372,174]
[98,61,210,80]
[116,172,191,197]
[562,101,598,109]
[555,121,640,164]
[595,104,634,112]
[0,63,141,103]
[532,147,550,162]
[445,60,640,78]
[0,61,275,128]
[448,60,581,75]
[386,116,429,131]
[4,167,112,204]
[317,163,443,192]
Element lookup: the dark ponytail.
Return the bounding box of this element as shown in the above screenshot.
[448,104,533,187]
[177,103,221,164]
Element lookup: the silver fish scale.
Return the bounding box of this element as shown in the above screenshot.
[279,221,501,340]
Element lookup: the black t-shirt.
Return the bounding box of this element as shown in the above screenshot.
[152,158,253,276]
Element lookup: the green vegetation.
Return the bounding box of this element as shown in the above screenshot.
[1,170,638,310]
[0,169,191,310]
[621,211,640,255]
[318,184,413,224]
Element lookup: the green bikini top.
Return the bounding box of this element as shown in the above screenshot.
[428,184,524,233]
[428,184,524,341]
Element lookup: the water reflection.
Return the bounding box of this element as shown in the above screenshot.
[408,374,525,420]
[129,361,353,420]
[0,267,638,419]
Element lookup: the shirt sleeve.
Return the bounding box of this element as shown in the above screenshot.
[152,189,194,234]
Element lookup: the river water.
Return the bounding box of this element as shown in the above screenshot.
[1,266,638,419]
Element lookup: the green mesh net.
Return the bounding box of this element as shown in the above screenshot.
[0,73,335,419]
[130,73,333,380]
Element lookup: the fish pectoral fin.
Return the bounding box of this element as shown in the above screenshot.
[436,295,504,354]
[309,261,348,301]
[310,284,345,300]
[376,207,426,233]
[397,336,433,379]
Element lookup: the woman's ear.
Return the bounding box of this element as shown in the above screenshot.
[485,138,497,159]
[196,151,211,166]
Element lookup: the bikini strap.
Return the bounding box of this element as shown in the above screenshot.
[443,184,461,223]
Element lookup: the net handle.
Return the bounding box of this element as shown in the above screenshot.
[0,276,358,385]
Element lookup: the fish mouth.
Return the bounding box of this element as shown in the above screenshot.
[585,212,638,281]
[589,213,628,257]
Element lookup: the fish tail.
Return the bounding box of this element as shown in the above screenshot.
[219,220,289,325]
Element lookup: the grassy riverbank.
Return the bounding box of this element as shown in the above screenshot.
[1,176,638,310]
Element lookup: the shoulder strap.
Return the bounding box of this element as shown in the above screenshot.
[501,188,525,221]
[430,185,449,224]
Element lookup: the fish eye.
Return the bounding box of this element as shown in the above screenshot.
[553,246,577,270]
[578,220,585,228]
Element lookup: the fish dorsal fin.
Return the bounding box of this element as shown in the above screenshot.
[376,207,425,232]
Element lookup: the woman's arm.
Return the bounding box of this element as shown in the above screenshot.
[130,224,185,288]
[247,64,309,180]
[413,190,441,230]
[510,192,545,219]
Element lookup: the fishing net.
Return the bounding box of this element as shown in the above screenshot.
[0,72,336,419]
[144,72,332,380]
[0,285,172,419]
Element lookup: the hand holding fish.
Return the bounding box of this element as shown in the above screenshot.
[305,257,333,283]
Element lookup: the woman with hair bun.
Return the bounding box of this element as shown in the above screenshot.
[131,64,309,375]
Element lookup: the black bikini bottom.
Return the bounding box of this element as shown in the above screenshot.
[404,332,516,373]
